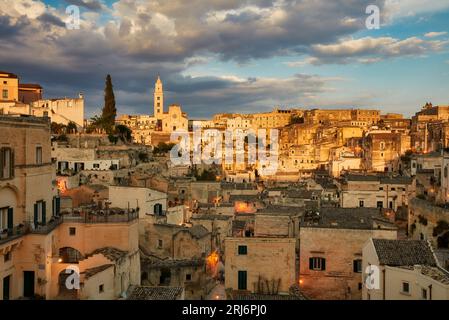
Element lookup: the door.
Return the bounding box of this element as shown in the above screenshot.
[2,275,10,300]
[23,271,35,298]
[238,271,247,290]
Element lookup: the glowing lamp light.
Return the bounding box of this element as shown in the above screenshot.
[58,258,63,263]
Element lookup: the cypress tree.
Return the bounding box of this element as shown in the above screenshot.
[101,74,117,132]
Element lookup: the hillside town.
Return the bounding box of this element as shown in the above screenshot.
[1,70,449,301]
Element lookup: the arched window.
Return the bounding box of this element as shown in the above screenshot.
[59,247,83,263]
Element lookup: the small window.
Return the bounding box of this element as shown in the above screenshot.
[158,239,163,248]
[377,201,383,209]
[99,284,104,293]
[358,282,362,290]
[186,274,192,281]
[359,200,364,208]
[2,89,8,99]
[93,163,100,169]
[309,257,326,271]
[1,147,14,179]
[353,259,362,273]
[4,251,11,262]
[69,227,76,236]
[402,282,410,294]
[391,187,396,191]
[238,245,247,255]
[36,146,42,165]
[3,81,6,84]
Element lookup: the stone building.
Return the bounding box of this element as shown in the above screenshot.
[363,131,410,172]
[224,237,296,294]
[299,208,397,300]
[408,197,449,249]
[338,174,414,211]
[140,258,209,299]
[363,239,449,300]
[411,103,449,153]
[224,205,300,295]
[0,115,140,300]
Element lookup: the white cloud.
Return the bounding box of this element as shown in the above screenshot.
[385,0,449,21]
[425,31,448,38]
[305,36,449,65]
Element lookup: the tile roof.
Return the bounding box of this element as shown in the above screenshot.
[397,265,449,285]
[372,239,437,266]
[229,292,307,300]
[301,208,396,230]
[142,258,204,269]
[88,247,128,261]
[191,214,232,221]
[175,225,210,239]
[257,205,303,216]
[127,285,184,300]
[82,264,114,279]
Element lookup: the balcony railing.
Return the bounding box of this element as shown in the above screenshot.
[61,208,139,224]
[0,225,27,245]
[0,209,138,246]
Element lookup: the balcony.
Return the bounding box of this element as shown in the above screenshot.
[61,207,139,224]
[30,215,63,235]
[0,225,27,246]
[0,215,64,245]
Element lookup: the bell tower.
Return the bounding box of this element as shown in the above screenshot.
[154,75,164,119]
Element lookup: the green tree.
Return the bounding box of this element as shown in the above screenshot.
[116,124,132,143]
[101,74,117,133]
[289,115,304,125]
[67,121,78,133]
[51,122,67,134]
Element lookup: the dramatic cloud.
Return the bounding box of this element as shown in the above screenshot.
[0,0,447,117]
[287,36,449,65]
[64,0,105,11]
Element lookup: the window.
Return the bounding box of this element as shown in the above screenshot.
[0,207,8,230]
[154,203,163,216]
[93,163,100,169]
[36,146,42,165]
[33,201,46,226]
[238,271,247,290]
[391,187,396,191]
[2,89,8,99]
[309,257,326,271]
[158,239,163,248]
[186,274,192,281]
[69,227,76,236]
[422,288,427,300]
[238,245,247,255]
[0,147,14,179]
[3,81,6,84]
[4,251,11,262]
[353,259,362,273]
[0,207,12,231]
[402,281,410,294]
[359,200,364,208]
[377,201,383,209]
[99,284,104,293]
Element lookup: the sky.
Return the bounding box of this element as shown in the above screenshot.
[0,0,448,119]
